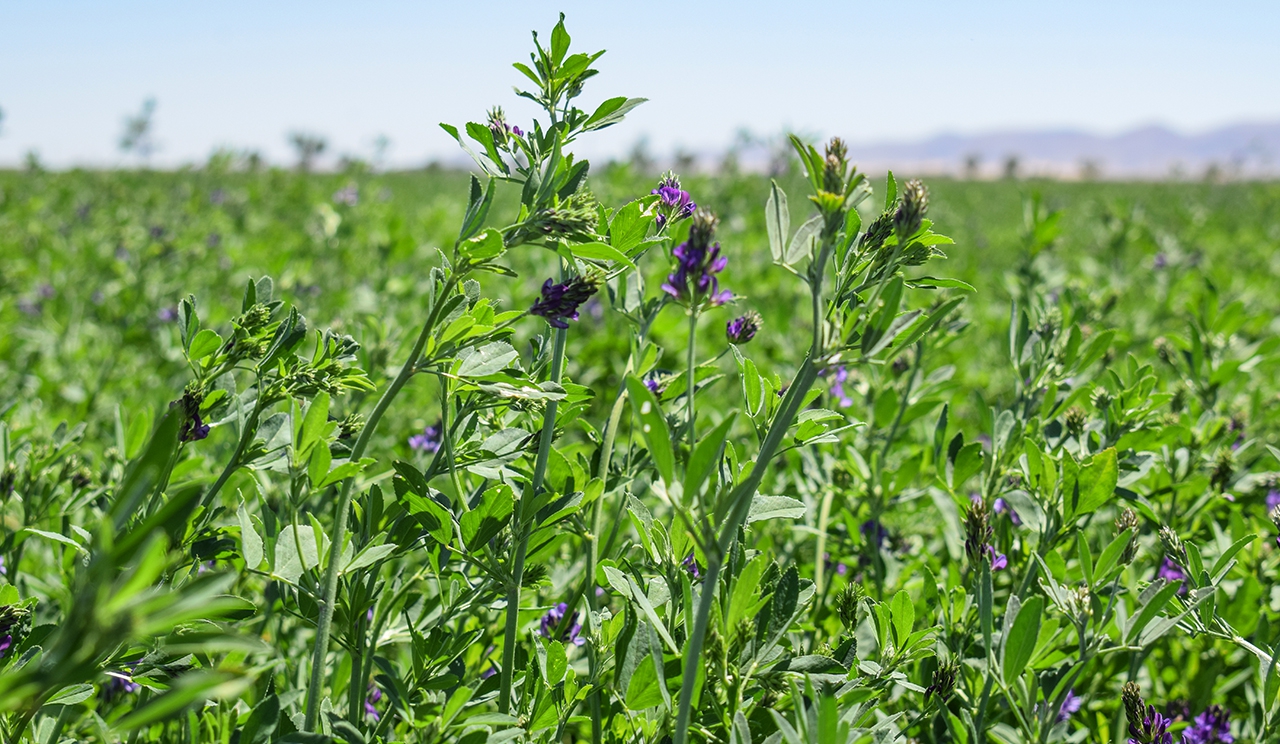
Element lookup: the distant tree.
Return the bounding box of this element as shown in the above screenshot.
[1078,159,1102,181]
[1002,154,1020,180]
[289,132,328,172]
[628,137,654,174]
[0,105,6,135]
[24,150,43,173]
[372,135,391,170]
[120,98,158,161]
[673,148,696,174]
[962,153,982,180]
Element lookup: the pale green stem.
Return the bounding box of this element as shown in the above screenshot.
[303,275,458,731]
[498,320,568,713]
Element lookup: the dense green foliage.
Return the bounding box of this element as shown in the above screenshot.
[2,17,1280,744]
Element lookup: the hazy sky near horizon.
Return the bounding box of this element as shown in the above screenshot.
[2,1,1279,168]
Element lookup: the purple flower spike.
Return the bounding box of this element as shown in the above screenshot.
[1157,557,1187,595]
[539,602,585,646]
[726,311,761,345]
[364,683,383,722]
[662,210,732,308]
[652,173,696,229]
[409,422,443,454]
[529,275,600,329]
[1058,690,1084,722]
[1182,705,1233,744]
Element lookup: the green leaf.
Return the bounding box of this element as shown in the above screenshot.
[582,96,647,132]
[460,484,515,551]
[785,215,822,266]
[625,376,675,486]
[299,392,330,455]
[765,181,790,262]
[188,328,223,362]
[457,342,519,377]
[1002,596,1042,682]
[566,241,637,272]
[746,495,806,523]
[890,590,914,647]
[459,227,505,261]
[1066,447,1118,518]
[238,499,264,569]
[21,528,88,557]
[684,414,734,500]
[239,692,280,744]
[114,672,252,732]
[45,683,95,706]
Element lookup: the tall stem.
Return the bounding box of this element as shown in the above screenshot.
[685,309,699,457]
[673,231,836,744]
[303,275,458,731]
[498,320,568,713]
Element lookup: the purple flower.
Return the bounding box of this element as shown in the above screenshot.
[181,412,210,442]
[101,666,142,702]
[1129,707,1174,744]
[210,189,226,205]
[529,275,600,329]
[1153,253,1168,270]
[539,602,585,646]
[409,423,443,454]
[157,306,178,322]
[37,284,55,300]
[0,635,11,659]
[511,125,524,137]
[364,683,383,721]
[994,497,1022,526]
[1182,705,1232,744]
[652,173,696,229]
[824,366,854,408]
[1158,557,1187,595]
[986,545,1008,571]
[860,519,889,550]
[726,311,761,345]
[823,552,848,577]
[682,553,702,580]
[644,377,666,396]
[0,556,6,575]
[333,185,359,206]
[662,210,731,307]
[1265,489,1280,512]
[1058,690,1084,722]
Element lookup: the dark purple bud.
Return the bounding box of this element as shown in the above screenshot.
[726,311,761,345]
[530,275,601,329]
[539,602,585,646]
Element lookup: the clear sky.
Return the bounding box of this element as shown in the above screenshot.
[2,1,1278,168]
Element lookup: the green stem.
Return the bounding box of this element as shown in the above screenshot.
[498,320,568,713]
[685,309,699,458]
[674,227,837,744]
[303,275,459,731]
[673,357,822,744]
[200,394,266,512]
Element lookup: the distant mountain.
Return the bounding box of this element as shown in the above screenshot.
[845,123,1280,179]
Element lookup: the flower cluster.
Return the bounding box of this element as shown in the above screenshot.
[661,209,731,307]
[364,683,383,722]
[538,602,584,646]
[487,106,523,147]
[963,497,1006,571]
[409,422,443,454]
[1124,683,1173,744]
[652,173,695,229]
[529,274,601,329]
[726,311,761,344]
[1181,705,1233,744]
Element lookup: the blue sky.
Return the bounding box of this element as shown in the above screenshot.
[2,1,1278,167]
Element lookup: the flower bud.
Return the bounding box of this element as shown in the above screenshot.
[1210,449,1234,492]
[1114,508,1140,565]
[924,661,958,703]
[726,311,761,345]
[893,179,928,238]
[1090,387,1112,411]
[688,208,719,250]
[835,584,863,630]
[1065,406,1088,438]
